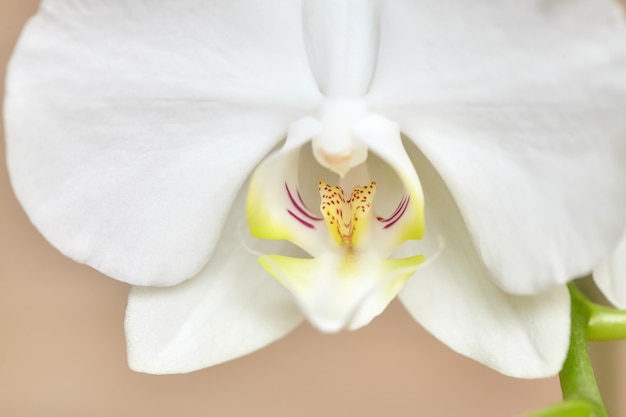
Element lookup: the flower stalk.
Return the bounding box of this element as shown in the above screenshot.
[586,302,626,342]
[523,283,620,417]
[558,284,608,417]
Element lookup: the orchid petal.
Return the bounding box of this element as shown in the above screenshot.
[365,0,626,294]
[125,188,303,374]
[398,148,570,378]
[369,0,626,106]
[5,0,322,286]
[594,233,626,309]
[393,104,626,295]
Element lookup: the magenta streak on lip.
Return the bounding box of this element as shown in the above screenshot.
[285,183,323,221]
[297,189,323,220]
[378,194,409,223]
[383,196,410,229]
[375,194,410,229]
[377,195,407,222]
[287,209,316,229]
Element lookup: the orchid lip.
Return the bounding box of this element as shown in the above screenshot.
[282,180,412,242]
[246,97,424,332]
[247,134,425,330]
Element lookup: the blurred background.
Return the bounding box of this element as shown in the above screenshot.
[0,1,624,416]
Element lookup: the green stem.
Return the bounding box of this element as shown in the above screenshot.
[521,284,610,417]
[521,400,591,417]
[586,303,626,341]
[559,284,608,417]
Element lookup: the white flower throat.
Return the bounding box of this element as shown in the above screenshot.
[246,0,425,331]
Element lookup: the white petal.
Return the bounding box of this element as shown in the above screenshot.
[594,233,626,309]
[393,104,626,295]
[5,0,322,286]
[303,0,380,96]
[368,0,626,105]
[125,188,303,374]
[398,148,570,378]
[365,0,626,293]
[366,0,626,293]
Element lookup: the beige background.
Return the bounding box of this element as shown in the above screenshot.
[0,1,623,416]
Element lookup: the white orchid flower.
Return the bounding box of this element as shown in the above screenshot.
[5,0,626,378]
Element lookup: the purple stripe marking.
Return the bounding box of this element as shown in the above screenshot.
[287,209,315,229]
[285,183,322,221]
[378,195,408,223]
[383,196,410,229]
[297,189,323,220]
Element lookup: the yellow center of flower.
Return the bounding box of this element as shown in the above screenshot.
[318,180,376,250]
